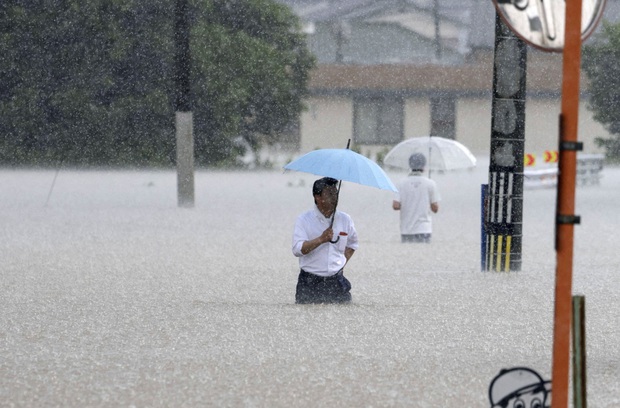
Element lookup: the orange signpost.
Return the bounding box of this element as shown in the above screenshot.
[553,0,583,406]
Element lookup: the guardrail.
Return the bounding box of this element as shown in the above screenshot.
[523,153,604,189]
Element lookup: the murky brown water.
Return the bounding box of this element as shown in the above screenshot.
[1,161,618,407]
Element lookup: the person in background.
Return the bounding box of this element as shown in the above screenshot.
[392,153,440,243]
[292,177,358,304]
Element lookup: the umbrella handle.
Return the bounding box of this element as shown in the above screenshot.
[329,139,349,245]
[328,178,344,244]
[428,136,432,179]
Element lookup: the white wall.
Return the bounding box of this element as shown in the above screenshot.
[456,97,492,154]
[300,96,353,152]
[299,95,608,160]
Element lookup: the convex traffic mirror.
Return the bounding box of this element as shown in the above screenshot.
[492,0,607,51]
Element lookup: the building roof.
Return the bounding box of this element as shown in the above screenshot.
[307,50,588,96]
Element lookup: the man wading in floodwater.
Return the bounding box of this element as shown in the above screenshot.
[292,177,358,304]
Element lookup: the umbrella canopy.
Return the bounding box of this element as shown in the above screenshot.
[284,148,397,192]
[383,136,477,172]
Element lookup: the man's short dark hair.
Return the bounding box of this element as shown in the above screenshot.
[312,177,338,196]
[409,153,426,171]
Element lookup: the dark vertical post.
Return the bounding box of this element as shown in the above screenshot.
[485,13,526,272]
[335,21,344,64]
[572,295,587,408]
[481,184,488,271]
[433,0,441,61]
[175,0,194,207]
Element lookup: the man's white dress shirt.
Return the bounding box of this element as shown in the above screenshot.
[292,206,359,277]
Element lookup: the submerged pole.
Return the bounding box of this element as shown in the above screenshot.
[572,295,587,408]
[485,13,526,272]
[175,0,195,208]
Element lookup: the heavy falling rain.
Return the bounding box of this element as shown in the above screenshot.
[1,0,620,407]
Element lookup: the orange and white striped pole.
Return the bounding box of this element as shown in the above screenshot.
[552,0,583,406]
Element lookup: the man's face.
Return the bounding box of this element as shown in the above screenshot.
[317,185,338,209]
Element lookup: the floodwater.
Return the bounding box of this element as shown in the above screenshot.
[1,158,619,407]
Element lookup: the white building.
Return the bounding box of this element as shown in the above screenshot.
[274,0,619,159]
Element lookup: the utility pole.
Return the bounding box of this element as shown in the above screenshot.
[175,0,194,208]
[433,0,441,61]
[484,13,526,272]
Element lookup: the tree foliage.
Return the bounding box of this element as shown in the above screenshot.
[0,0,315,167]
[583,21,620,160]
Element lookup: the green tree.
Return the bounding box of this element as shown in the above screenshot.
[191,0,315,164]
[583,21,620,161]
[0,1,176,166]
[0,0,314,167]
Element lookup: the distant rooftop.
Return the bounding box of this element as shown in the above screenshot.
[307,50,582,96]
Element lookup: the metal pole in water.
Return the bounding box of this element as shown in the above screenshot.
[175,0,194,208]
[485,13,527,272]
[572,295,587,408]
[481,184,488,271]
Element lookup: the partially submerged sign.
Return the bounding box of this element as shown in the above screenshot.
[492,0,607,51]
[488,367,551,408]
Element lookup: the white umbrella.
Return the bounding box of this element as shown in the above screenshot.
[383,136,477,176]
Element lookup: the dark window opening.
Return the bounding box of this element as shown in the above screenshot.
[430,96,456,139]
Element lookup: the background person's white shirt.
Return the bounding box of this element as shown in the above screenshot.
[395,173,440,235]
[292,206,359,276]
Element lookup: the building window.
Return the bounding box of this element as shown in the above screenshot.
[430,95,456,139]
[353,97,403,145]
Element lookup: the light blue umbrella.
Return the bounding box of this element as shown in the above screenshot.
[284,148,398,192]
[284,145,397,243]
